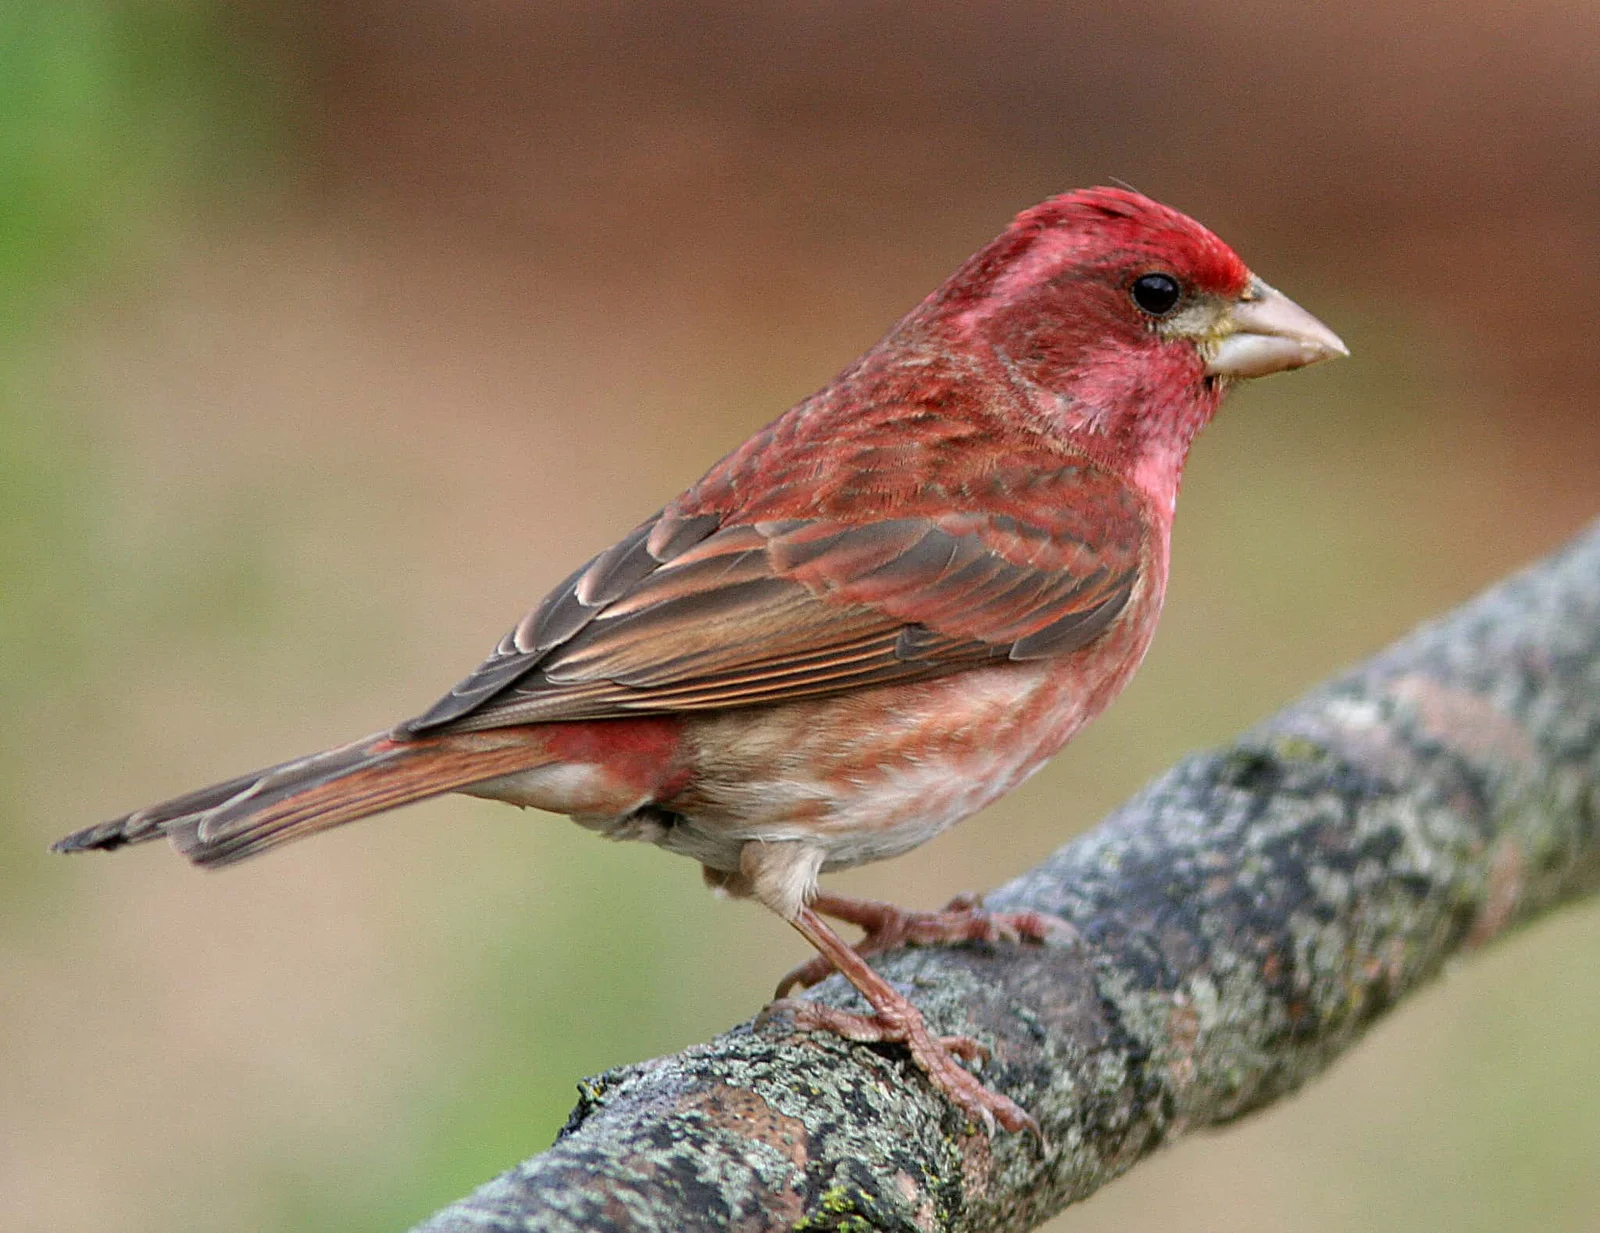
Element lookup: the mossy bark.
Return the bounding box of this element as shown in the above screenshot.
[414,520,1600,1233]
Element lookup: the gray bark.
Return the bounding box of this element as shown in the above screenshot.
[413,520,1600,1233]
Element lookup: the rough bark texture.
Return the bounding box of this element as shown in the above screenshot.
[413,520,1600,1233]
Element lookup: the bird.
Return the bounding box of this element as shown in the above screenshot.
[55,187,1346,1135]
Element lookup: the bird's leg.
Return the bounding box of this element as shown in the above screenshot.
[774,890,1070,997]
[765,905,1038,1136]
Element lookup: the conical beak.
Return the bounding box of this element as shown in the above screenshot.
[1205,278,1348,379]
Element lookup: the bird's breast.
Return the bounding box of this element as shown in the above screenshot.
[660,586,1164,873]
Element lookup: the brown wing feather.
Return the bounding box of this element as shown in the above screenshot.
[403,457,1145,735]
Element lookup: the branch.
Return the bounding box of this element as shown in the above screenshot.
[413,521,1600,1233]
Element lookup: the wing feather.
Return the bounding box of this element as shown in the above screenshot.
[403,460,1145,735]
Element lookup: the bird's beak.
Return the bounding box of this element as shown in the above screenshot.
[1205,278,1348,379]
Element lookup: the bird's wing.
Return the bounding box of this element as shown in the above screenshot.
[402,465,1145,733]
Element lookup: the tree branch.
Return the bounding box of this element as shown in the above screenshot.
[413,520,1600,1233]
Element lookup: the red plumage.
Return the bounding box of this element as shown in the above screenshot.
[56,187,1345,1134]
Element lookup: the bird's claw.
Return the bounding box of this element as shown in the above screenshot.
[763,997,1037,1138]
[774,892,1072,997]
[773,954,836,998]
[937,1033,990,1063]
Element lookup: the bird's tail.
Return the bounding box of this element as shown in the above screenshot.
[53,730,557,868]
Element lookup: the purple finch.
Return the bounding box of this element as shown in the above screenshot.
[57,188,1346,1133]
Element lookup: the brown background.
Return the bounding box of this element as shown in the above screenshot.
[4,3,1597,1230]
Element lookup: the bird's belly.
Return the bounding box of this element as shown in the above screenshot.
[659,657,1104,873]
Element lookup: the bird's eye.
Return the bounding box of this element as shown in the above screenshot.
[1130,272,1183,316]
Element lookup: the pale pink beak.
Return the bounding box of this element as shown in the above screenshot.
[1205,278,1348,379]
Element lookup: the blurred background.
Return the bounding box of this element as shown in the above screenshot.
[4,3,1597,1230]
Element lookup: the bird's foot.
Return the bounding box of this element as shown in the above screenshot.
[768,904,1046,1137]
[775,890,1070,997]
[764,996,1038,1137]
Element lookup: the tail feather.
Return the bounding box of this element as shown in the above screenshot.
[53,764,282,853]
[54,730,555,868]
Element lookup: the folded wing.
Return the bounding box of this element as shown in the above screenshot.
[404,464,1145,734]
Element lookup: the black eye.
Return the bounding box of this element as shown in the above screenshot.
[1130,272,1182,316]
